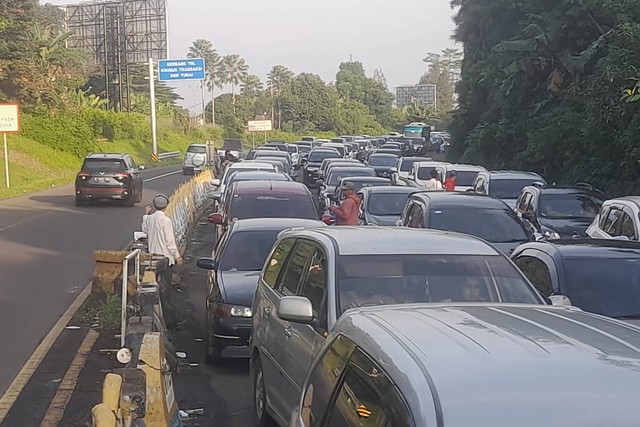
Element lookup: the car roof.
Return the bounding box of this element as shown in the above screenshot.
[369,153,399,158]
[228,218,324,233]
[284,227,501,256]
[85,153,127,159]
[310,148,339,153]
[412,191,510,209]
[415,161,451,167]
[333,304,640,425]
[400,156,432,163]
[230,171,289,179]
[487,170,544,180]
[514,239,640,259]
[230,180,310,196]
[606,196,640,208]
[328,166,373,175]
[338,176,390,183]
[446,163,487,172]
[525,184,605,197]
[256,150,288,156]
[358,186,418,195]
[229,162,275,170]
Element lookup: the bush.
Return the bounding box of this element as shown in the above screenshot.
[22,112,98,158]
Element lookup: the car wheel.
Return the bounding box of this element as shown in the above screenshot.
[134,186,143,203]
[204,312,223,365]
[252,357,276,427]
[123,195,135,207]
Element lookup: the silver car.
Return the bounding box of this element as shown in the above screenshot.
[290,303,640,427]
[250,227,549,426]
[183,143,208,175]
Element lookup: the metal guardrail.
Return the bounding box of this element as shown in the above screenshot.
[157,151,181,160]
[121,249,141,348]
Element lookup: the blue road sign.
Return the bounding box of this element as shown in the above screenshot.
[158,58,206,81]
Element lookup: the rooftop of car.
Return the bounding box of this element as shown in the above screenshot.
[412,191,510,209]
[255,150,288,156]
[333,304,640,423]
[284,227,501,256]
[310,148,340,152]
[338,176,391,184]
[229,171,290,180]
[230,161,275,169]
[606,196,640,205]
[524,183,605,196]
[488,170,544,180]
[358,186,418,195]
[85,153,128,159]
[369,153,399,158]
[400,156,432,163]
[415,160,451,167]
[446,163,487,172]
[328,166,373,174]
[514,238,640,259]
[228,217,324,233]
[230,180,311,196]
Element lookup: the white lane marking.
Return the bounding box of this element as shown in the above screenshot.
[145,170,182,182]
[0,211,53,233]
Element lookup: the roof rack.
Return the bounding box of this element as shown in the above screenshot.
[531,181,546,189]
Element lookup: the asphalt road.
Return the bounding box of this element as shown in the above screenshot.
[0,165,188,396]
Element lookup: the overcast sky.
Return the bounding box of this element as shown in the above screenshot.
[49,0,458,113]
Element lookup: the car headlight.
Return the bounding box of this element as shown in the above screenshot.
[307,167,318,172]
[543,230,562,240]
[230,306,253,318]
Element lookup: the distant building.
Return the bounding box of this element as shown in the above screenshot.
[395,84,437,108]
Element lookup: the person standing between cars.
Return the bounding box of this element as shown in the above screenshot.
[328,182,361,225]
[444,171,457,191]
[425,169,444,191]
[142,194,182,327]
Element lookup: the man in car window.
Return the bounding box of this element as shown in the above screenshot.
[328,182,361,225]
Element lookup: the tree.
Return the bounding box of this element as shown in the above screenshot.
[266,65,294,126]
[187,39,215,121]
[205,51,222,126]
[240,75,263,97]
[219,54,249,112]
[419,48,462,112]
[279,73,337,132]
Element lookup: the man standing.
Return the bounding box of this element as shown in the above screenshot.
[328,182,361,225]
[142,194,182,327]
[424,169,444,191]
[444,171,457,191]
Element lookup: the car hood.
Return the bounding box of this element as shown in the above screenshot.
[365,213,402,226]
[502,198,517,210]
[539,217,594,238]
[220,270,261,306]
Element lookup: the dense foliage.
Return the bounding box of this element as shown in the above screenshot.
[450,0,640,195]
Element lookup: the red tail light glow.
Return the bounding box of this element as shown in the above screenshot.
[115,173,131,181]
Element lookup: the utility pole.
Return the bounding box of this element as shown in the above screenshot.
[148,58,158,157]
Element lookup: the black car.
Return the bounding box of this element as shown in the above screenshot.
[197,218,325,363]
[514,183,606,239]
[358,186,418,226]
[75,153,143,207]
[318,166,376,211]
[303,148,340,187]
[245,146,278,160]
[265,141,288,152]
[512,239,640,324]
[331,176,393,203]
[473,170,546,210]
[398,192,532,254]
[366,153,400,178]
[372,148,402,158]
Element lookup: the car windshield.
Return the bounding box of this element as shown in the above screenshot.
[429,207,528,243]
[539,194,603,219]
[417,167,439,180]
[490,179,541,199]
[337,254,542,314]
[82,159,126,172]
[309,151,339,163]
[400,158,422,172]
[229,194,316,220]
[219,230,280,271]
[564,258,640,318]
[187,145,206,154]
[298,145,311,153]
[453,171,481,186]
[367,193,412,216]
[368,156,397,167]
[328,169,373,186]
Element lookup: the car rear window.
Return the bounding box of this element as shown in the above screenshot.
[229,194,317,220]
[187,145,206,154]
[309,151,340,163]
[82,159,126,172]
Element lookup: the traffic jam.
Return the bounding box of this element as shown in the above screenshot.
[192,125,640,427]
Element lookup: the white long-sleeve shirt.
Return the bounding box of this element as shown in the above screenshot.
[142,210,180,266]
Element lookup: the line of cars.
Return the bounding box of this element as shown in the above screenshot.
[193,137,640,427]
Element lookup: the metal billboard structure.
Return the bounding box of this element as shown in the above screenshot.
[64,0,168,111]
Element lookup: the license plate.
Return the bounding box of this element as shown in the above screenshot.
[94,177,109,182]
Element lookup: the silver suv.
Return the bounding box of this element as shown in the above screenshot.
[183,143,208,175]
[249,227,547,426]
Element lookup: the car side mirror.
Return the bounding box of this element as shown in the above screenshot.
[522,211,535,222]
[533,232,544,241]
[277,296,314,324]
[208,212,225,225]
[549,295,572,307]
[196,257,217,271]
[211,178,221,187]
[139,165,146,170]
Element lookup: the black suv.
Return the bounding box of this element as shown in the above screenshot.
[514,183,606,239]
[75,153,144,207]
[302,148,340,187]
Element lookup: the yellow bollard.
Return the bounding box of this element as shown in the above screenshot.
[102,373,123,413]
[92,403,116,427]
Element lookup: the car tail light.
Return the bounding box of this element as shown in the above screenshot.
[115,173,131,181]
[78,172,91,180]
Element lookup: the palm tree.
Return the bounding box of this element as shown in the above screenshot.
[219,54,249,112]
[240,75,263,97]
[205,51,222,126]
[187,39,215,122]
[266,65,294,127]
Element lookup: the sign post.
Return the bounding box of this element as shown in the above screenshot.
[247,120,273,148]
[0,103,20,188]
[148,58,158,158]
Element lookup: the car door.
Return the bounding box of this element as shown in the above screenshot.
[620,208,638,240]
[253,237,296,415]
[267,239,318,419]
[281,245,330,418]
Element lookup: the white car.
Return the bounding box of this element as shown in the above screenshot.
[405,161,450,190]
[212,162,276,198]
[390,156,433,186]
[286,144,300,168]
[441,163,488,192]
[586,197,640,240]
[183,143,208,175]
